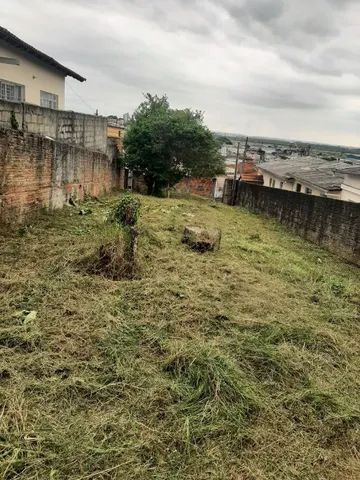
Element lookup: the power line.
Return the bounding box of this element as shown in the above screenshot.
[66,81,96,114]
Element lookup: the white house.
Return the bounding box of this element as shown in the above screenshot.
[339,167,360,203]
[258,157,355,200]
[0,26,85,109]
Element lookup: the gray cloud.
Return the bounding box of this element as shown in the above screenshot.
[1,0,360,145]
[224,0,284,24]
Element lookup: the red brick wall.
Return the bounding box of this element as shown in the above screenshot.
[0,128,122,223]
[176,177,215,198]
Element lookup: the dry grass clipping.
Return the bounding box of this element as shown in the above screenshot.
[0,193,359,479]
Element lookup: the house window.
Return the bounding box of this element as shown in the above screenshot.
[296,183,302,192]
[40,91,58,109]
[305,187,312,195]
[280,181,284,189]
[0,79,24,102]
[269,178,277,188]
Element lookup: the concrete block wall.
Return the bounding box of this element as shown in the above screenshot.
[223,179,360,266]
[0,128,122,223]
[0,100,107,153]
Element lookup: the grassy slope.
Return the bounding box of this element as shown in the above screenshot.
[0,194,359,480]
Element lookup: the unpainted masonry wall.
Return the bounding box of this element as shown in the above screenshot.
[175,177,215,198]
[0,128,122,223]
[0,100,107,153]
[223,179,360,266]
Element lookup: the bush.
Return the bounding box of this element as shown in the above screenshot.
[112,194,140,227]
[95,194,141,280]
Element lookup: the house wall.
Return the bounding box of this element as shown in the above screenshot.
[341,174,360,203]
[0,99,107,153]
[107,126,124,139]
[223,179,360,266]
[0,41,65,108]
[214,176,227,199]
[107,126,124,155]
[295,181,323,197]
[0,128,123,223]
[261,171,293,192]
[175,177,215,198]
[260,169,329,197]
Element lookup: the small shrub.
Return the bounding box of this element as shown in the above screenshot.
[95,195,141,279]
[111,193,140,227]
[329,278,346,297]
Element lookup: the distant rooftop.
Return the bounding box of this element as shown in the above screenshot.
[0,26,86,82]
[258,157,355,191]
[337,166,360,175]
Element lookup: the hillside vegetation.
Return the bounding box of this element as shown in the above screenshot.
[0,194,359,480]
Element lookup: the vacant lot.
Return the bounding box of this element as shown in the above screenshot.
[0,194,359,480]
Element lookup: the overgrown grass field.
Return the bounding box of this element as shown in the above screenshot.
[0,194,359,479]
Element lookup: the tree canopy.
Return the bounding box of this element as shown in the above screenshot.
[123,94,224,195]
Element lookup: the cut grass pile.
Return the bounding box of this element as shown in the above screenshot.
[0,193,359,479]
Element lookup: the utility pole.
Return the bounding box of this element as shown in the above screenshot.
[233,141,240,184]
[232,141,240,204]
[242,136,249,171]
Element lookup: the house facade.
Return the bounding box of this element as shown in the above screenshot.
[0,27,85,109]
[107,115,125,151]
[339,167,360,203]
[257,158,356,200]
[260,169,329,196]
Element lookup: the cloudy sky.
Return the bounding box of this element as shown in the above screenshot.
[2,0,360,145]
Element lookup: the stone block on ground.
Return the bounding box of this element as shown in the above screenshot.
[182,225,221,252]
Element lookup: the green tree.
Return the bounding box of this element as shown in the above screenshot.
[124,94,225,195]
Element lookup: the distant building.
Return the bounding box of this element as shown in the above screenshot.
[240,161,263,185]
[345,153,360,162]
[107,115,125,137]
[107,115,125,155]
[339,166,360,203]
[0,26,85,109]
[216,141,263,199]
[257,157,353,199]
[123,112,131,125]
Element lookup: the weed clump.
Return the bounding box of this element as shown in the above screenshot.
[111,193,141,227]
[95,194,141,279]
